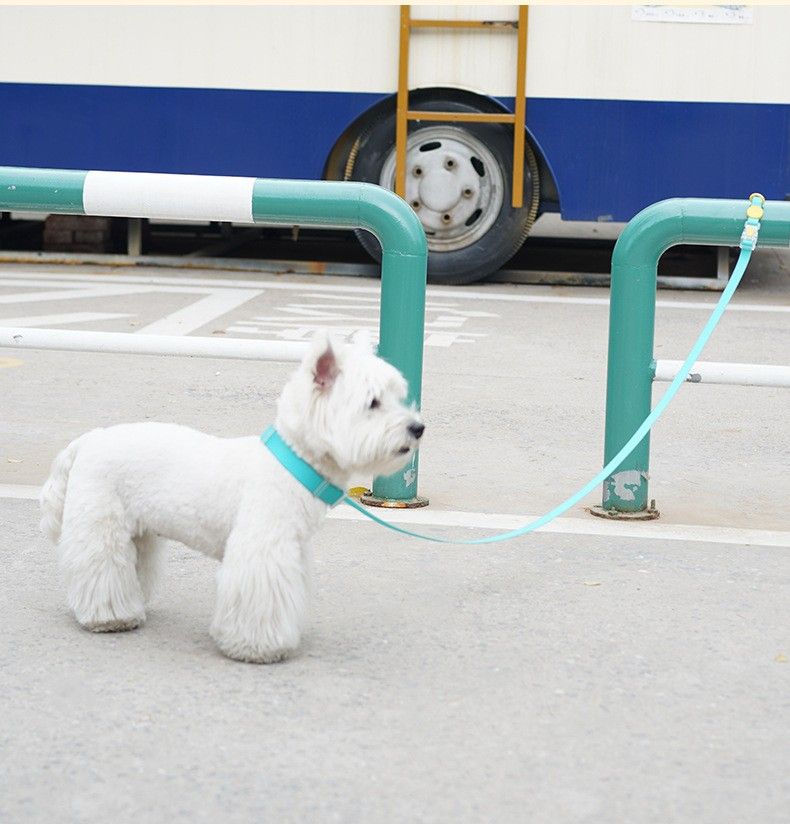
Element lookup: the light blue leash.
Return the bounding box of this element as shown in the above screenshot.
[264,195,766,544]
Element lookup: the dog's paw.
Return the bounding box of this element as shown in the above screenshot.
[80,614,145,633]
[212,634,295,664]
[210,620,299,664]
[224,647,292,665]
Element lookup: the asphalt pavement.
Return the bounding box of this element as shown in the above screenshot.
[1,252,788,823]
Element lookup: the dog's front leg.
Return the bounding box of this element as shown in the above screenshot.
[210,519,308,664]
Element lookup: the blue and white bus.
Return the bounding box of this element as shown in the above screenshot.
[1,4,788,283]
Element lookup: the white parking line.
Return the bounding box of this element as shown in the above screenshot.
[0,285,159,304]
[0,278,206,296]
[135,288,263,336]
[331,506,790,548]
[3,484,786,547]
[0,274,496,347]
[0,312,132,327]
[0,277,265,338]
[1,485,40,499]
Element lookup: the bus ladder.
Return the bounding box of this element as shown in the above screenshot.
[396,4,529,209]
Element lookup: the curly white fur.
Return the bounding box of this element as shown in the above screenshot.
[40,332,423,663]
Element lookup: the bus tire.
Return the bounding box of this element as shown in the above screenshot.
[347,92,539,286]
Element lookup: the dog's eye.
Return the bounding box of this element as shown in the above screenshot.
[369,398,381,410]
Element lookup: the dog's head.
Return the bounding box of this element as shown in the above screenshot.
[276,331,424,480]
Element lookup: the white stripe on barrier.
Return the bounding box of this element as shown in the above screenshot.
[83,171,256,224]
[0,326,307,361]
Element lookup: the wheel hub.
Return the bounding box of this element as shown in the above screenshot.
[417,165,465,214]
[379,126,505,252]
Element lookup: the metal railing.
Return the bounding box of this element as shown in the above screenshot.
[0,166,429,505]
[598,197,790,517]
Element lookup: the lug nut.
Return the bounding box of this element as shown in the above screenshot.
[413,166,423,177]
[462,187,474,198]
[411,200,420,210]
[444,158,455,170]
[442,213,452,224]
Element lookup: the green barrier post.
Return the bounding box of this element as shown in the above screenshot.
[600,197,790,517]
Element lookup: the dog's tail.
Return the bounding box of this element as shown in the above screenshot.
[40,433,89,543]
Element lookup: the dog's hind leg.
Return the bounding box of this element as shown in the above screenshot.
[135,532,167,604]
[58,491,146,633]
[210,517,309,664]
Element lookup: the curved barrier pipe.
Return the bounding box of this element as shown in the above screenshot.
[0,166,428,504]
[603,197,790,515]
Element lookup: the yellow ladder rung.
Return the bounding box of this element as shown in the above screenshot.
[406,111,516,124]
[410,19,518,30]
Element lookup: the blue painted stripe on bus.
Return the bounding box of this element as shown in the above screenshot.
[0,83,384,181]
[513,96,790,221]
[1,83,787,222]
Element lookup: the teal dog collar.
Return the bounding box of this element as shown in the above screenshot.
[260,426,345,507]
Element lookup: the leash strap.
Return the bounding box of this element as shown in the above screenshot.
[342,194,766,544]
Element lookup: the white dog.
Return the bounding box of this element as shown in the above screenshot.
[40,333,424,663]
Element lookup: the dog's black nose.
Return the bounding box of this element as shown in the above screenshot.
[408,422,425,440]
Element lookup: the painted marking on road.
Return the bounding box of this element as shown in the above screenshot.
[0,277,265,339]
[230,319,489,348]
[330,507,790,547]
[0,356,24,369]
[1,483,787,547]
[222,292,498,348]
[0,279,89,292]
[1,270,786,352]
[0,312,132,327]
[0,484,40,499]
[228,323,486,348]
[3,270,788,313]
[0,278,206,297]
[135,288,263,336]
[0,285,163,304]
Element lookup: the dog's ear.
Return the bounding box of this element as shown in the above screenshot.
[311,340,340,390]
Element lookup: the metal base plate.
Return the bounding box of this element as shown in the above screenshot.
[358,492,430,509]
[588,504,660,521]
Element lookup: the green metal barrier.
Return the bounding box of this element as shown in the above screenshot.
[601,197,790,516]
[0,166,428,505]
